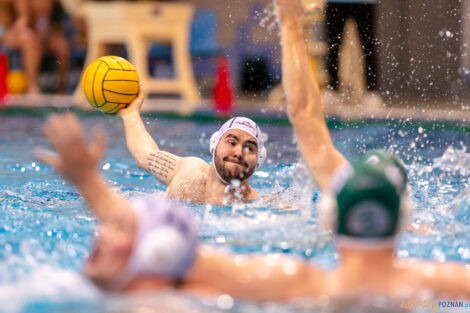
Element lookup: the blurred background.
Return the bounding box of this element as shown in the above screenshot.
[0,0,469,118]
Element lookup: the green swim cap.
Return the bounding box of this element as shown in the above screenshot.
[336,150,407,239]
[357,150,407,192]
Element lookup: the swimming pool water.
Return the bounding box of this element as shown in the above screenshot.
[0,113,469,313]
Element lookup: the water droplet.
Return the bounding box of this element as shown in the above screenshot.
[215,235,226,244]
[217,294,234,310]
[282,260,298,275]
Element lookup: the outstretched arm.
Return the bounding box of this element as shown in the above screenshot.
[36,113,135,231]
[119,89,182,186]
[187,246,325,301]
[276,0,348,191]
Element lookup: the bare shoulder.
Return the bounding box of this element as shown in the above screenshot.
[173,157,209,182]
[166,157,209,202]
[179,157,210,170]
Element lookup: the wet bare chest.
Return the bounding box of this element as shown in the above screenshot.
[165,158,209,202]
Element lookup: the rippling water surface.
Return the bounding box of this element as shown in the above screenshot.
[0,114,469,313]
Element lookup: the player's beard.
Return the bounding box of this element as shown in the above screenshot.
[214,153,255,184]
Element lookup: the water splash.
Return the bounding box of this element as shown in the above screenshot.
[397,145,470,263]
[1,115,469,312]
[447,188,470,226]
[418,145,470,177]
[258,2,278,34]
[0,265,98,313]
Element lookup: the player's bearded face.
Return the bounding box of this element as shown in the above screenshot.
[214,130,258,183]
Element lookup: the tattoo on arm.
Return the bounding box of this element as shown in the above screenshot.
[147,151,177,180]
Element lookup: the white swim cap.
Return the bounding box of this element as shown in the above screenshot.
[209,117,267,169]
[107,195,199,290]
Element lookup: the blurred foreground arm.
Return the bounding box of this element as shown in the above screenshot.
[187,246,324,301]
[276,0,348,191]
[119,89,182,186]
[36,113,135,231]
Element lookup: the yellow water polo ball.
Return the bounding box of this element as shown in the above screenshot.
[82,56,139,114]
[7,70,28,94]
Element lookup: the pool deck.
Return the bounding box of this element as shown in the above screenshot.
[1,94,470,123]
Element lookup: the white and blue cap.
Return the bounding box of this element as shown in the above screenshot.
[210,117,267,169]
[107,195,199,290]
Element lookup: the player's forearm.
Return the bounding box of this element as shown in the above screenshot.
[294,119,348,191]
[121,111,159,169]
[281,19,322,120]
[187,247,317,301]
[75,171,135,229]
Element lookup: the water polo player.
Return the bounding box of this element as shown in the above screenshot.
[118,91,266,204]
[277,0,470,297]
[32,0,470,301]
[37,112,469,299]
[37,113,333,299]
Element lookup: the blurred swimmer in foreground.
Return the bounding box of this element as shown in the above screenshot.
[277,0,470,298]
[118,92,266,205]
[37,106,468,299]
[36,113,323,298]
[34,0,469,300]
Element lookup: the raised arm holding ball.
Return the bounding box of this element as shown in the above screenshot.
[118,89,266,205]
[81,55,266,205]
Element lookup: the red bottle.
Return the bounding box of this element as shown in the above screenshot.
[213,56,233,115]
[0,52,8,107]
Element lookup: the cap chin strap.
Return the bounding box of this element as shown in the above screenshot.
[210,131,235,185]
[211,154,231,185]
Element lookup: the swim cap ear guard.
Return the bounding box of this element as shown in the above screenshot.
[106,196,199,290]
[257,145,267,169]
[209,131,220,155]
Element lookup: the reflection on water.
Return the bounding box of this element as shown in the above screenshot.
[0,115,469,312]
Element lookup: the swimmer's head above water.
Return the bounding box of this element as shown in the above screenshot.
[84,195,199,290]
[210,117,267,185]
[319,150,414,249]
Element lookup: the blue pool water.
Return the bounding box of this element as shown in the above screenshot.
[0,113,469,312]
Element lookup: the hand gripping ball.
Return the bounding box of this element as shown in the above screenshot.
[82,56,139,114]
